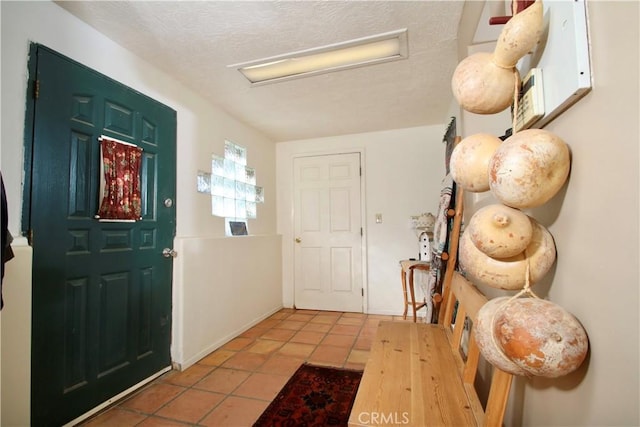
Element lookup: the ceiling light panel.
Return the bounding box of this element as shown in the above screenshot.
[229,29,408,85]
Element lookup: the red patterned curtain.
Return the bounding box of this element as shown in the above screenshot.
[97,137,142,221]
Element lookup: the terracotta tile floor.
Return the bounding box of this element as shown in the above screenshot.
[81,308,414,427]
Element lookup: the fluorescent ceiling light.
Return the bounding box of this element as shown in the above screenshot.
[229,29,408,85]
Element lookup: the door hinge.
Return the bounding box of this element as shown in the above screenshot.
[361,288,364,297]
[33,79,40,100]
[360,227,363,236]
[27,229,33,246]
[359,167,362,176]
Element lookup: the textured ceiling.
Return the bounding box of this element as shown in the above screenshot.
[55,1,473,142]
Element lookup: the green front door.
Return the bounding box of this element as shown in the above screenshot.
[26,45,176,426]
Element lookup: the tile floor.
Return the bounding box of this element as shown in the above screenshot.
[81,308,415,427]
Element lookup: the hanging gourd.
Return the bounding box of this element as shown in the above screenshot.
[493,0,544,68]
[466,204,533,258]
[459,218,555,290]
[493,297,589,377]
[450,133,502,192]
[452,0,589,382]
[489,128,571,209]
[451,0,543,114]
[451,52,519,114]
[474,297,530,376]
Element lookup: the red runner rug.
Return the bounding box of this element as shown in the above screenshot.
[253,363,363,427]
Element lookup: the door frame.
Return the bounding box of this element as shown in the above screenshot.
[20,43,38,233]
[287,148,368,313]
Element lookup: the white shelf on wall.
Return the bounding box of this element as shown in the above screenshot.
[517,0,592,129]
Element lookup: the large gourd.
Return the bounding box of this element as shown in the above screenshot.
[459,219,555,290]
[450,133,502,192]
[451,0,543,114]
[474,297,529,376]
[451,52,518,114]
[493,298,589,377]
[466,204,533,258]
[489,129,571,209]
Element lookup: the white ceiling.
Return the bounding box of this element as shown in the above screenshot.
[55,1,486,142]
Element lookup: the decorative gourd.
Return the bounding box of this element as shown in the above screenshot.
[493,0,544,68]
[451,52,518,114]
[493,298,589,377]
[467,204,533,258]
[489,129,571,209]
[459,219,555,290]
[452,1,543,114]
[450,133,502,192]
[474,297,529,376]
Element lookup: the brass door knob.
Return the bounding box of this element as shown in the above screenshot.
[295,238,302,243]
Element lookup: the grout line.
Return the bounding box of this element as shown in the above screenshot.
[90,308,399,426]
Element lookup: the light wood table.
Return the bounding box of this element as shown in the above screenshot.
[399,260,430,322]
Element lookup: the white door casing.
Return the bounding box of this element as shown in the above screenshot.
[293,153,363,312]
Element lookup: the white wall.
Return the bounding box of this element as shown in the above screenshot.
[276,126,446,316]
[0,2,281,424]
[517,2,638,424]
[0,245,32,427]
[172,234,282,368]
[458,2,639,425]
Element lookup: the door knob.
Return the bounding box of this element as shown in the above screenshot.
[162,248,178,258]
[295,238,302,243]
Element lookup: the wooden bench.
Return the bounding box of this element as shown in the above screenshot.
[348,272,514,427]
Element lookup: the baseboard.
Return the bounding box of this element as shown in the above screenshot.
[174,305,283,371]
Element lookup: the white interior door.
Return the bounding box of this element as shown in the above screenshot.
[293,153,363,312]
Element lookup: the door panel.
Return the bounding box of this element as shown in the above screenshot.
[330,247,353,291]
[293,153,363,312]
[28,46,176,426]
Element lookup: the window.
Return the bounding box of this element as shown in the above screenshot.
[197,140,264,235]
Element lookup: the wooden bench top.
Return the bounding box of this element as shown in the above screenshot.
[349,272,513,427]
[348,321,477,427]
